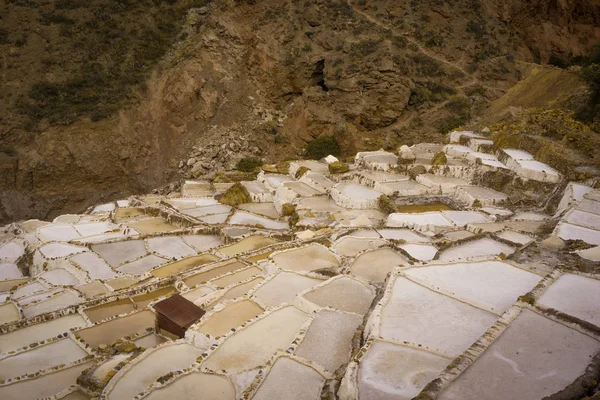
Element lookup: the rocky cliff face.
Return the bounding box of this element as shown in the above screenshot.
[0,0,598,223]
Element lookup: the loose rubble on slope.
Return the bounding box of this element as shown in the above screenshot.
[0,130,599,400]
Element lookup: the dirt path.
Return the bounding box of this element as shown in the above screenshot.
[347,0,472,78]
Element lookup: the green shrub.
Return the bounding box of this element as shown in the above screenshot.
[305,136,341,160]
[235,157,263,172]
[218,183,251,206]
[0,29,8,44]
[378,195,396,214]
[328,161,349,174]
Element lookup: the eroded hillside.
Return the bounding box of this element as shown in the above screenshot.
[0,0,599,223]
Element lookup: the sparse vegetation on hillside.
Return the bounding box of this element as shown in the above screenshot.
[236,157,263,172]
[8,0,211,130]
[438,96,471,133]
[305,136,341,160]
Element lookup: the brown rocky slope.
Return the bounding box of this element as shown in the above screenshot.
[0,0,598,223]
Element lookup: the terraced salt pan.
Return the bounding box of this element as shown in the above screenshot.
[439,310,600,400]
[441,211,491,226]
[150,254,220,278]
[0,338,88,379]
[144,372,236,400]
[376,228,431,242]
[379,277,497,356]
[289,160,329,176]
[331,183,382,209]
[358,341,449,400]
[538,274,600,327]
[376,180,430,196]
[133,286,176,308]
[252,272,324,308]
[229,211,288,230]
[210,266,262,287]
[0,302,20,324]
[577,246,600,262]
[77,281,110,298]
[416,174,468,194]
[77,310,155,348]
[213,277,264,304]
[17,287,62,306]
[347,229,381,238]
[40,268,82,286]
[218,236,279,257]
[127,218,179,234]
[300,171,334,192]
[495,230,534,245]
[515,160,561,182]
[22,290,83,318]
[0,242,25,260]
[295,309,362,372]
[181,235,223,252]
[106,343,205,400]
[242,181,274,202]
[438,238,515,261]
[351,248,407,282]
[555,222,600,245]
[195,300,264,337]
[73,221,115,237]
[238,203,280,219]
[202,306,307,373]
[182,285,216,303]
[38,225,81,242]
[356,151,398,171]
[71,252,118,280]
[333,236,388,257]
[564,209,600,230]
[453,186,507,207]
[386,212,453,230]
[252,356,326,400]
[113,207,146,220]
[183,260,247,288]
[0,263,22,280]
[106,276,139,290]
[92,240,147,267]
[262,174,294,191]
[134,333,168,349]
[147,236,197,259]
[117,255,167,275]
[84,298,136,323]
[60,390,93,400]
[40,243,88,259]
[404,261,541,313]
[399,243,438,261]
[0,361,94,400]
[199,213,230,224]
[181,204,232,218]
[576,197,600,215]
[272,244,339,272]
[297,197,345,213]
[303,277,375,314]
[0,313,87,353]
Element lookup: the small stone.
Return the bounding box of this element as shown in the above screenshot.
[481,127,491,134]
[262,164,278,173]
[324,155,339,164]
[178,160,184,168]
[296,230,316,240]
[98,344,107,350]
[541,235,565,250]
[187,158,197,166]
[328,161,350,174]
